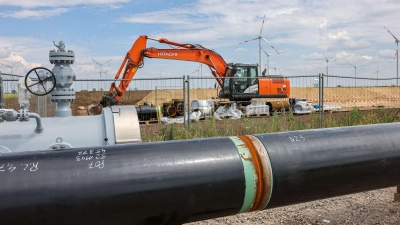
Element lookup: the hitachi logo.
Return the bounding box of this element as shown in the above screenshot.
[158,52,178,57]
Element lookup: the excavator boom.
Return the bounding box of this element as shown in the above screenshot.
[110,36,227,100]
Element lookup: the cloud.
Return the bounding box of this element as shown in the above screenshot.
[75,64,96,73]
[2,0,400,79]
[0,8,69,19]
[327,30,352,41]
[333,51,374,65]
[343,40,373,50]
[0,48,10,58]
[361,55,374,60]
[300,52,324,61]
[0,0,129,8]
[335,51,356,60]
[119,10,192,25]
[378,49,396,59]
[1,53,41,75]
[325,30,373,51]
[319,19,327,29]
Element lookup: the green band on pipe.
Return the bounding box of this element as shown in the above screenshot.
[229,136,256,213]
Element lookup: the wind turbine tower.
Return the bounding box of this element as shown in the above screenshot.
[384,27,399,86]
[239,15,279,76]
[349,63,361,87]
[323,53,336,87]
[261,48,282,75]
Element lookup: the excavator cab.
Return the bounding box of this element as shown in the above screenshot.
[220,63,290,101]
[221,63,259,101]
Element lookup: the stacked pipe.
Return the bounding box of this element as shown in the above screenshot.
[0,123,400,224]
[162,99,185,117]
[135,102,162,121]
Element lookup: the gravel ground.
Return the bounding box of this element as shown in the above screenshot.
[187,187,400,225]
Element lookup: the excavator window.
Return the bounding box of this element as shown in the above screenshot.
[223,77,230,95]
[233,67,249,93]
[250,67,257,85]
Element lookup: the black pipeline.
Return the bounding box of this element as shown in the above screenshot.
[0,123,400,225]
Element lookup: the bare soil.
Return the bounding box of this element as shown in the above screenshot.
[71,90,152,116]
[187,187,400,225]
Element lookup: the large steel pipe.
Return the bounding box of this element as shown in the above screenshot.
[254,124,400,208]
[0,123,400,225]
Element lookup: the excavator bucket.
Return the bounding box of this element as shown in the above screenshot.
[88,93,118,115]
[88,103,103,115]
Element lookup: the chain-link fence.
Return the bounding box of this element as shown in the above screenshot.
[0,73,55,117]
[2,71,400,128]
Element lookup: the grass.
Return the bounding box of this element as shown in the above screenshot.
[2,94,17,99]
[142,108,400,142]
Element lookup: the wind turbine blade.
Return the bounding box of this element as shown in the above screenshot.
[11,60,21,67]
[90,58,101,66]
[261,46,283,56]
[0,62,11,68]
[261,37,279,54]
[259,14,265,36]
[384,27,399,42]
[239,37,260,44]
[260,46,270,56]
[322,52,328,61]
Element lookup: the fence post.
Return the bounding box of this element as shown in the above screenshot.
[187,75,190,131]
[183,76,186,128]
[321,73,324,127]
[154,86,157,107]
[318,73,324,128]
[0,71,3,109]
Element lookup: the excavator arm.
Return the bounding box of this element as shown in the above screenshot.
[90,35,228,114]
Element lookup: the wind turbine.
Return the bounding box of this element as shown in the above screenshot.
[322,53,336,87]
[384,27,399,86]
[90,58,112,90]
[239,15,279,76]
[261,47,282,75]
[373,65,380,86]
[90,58,113,79]
[349,63,361,87]
[0,60,21,74]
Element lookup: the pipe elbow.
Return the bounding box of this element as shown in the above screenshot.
[29,113,44,133]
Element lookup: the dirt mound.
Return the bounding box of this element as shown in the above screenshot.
[71,90,152,116]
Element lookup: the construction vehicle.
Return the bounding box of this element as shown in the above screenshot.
[89,35,290,114]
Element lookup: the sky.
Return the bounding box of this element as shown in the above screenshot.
[1,0,400,84]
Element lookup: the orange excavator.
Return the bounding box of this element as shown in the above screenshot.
[89,35,290,114]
